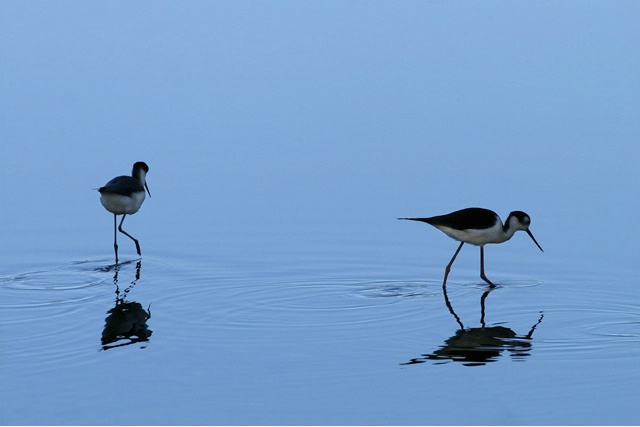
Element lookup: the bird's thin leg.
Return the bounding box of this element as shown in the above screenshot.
[479,246,496,288]
[443,242,464,286]
[113,214,119,264]
[118,214,141,256]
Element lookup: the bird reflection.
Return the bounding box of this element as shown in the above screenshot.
[101,260,153,350]
[403,285,543,367]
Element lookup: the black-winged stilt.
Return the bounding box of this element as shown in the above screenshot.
[98,162,150,264]
[399,207,543,287]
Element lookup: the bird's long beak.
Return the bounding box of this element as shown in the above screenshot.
[145,182,151,197]
[526,229,543,252]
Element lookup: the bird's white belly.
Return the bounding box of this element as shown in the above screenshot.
[100,191,145,215]
[436,223,506,246]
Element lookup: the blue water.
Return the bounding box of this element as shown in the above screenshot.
[2,223,638,424]
[2,2,639,425]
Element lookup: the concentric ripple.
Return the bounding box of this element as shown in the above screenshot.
[356,279,441,299]
[155,273,447,338]
[0,258,165,313]
[1,262,106,311]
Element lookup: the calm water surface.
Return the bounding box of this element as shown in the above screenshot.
[1,221,638,425]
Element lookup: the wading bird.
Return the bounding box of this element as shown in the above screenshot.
[399,207,543,287]
[98,162,150,264]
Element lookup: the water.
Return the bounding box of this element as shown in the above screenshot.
[2,224,638,424]
[1,2,640,425]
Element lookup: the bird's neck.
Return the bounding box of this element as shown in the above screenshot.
[500,218,520,242]
[133,170,147,185]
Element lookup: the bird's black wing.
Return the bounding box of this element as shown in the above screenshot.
[98,176,143,197]
[401,208,499,231]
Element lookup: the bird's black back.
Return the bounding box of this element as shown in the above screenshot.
[400,207,499,231]
[99,176,143,197]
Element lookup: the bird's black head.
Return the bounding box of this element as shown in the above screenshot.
[508,211,531,227]
[132,162,151,196]
[508,211,543,252]
[133,162,149,174]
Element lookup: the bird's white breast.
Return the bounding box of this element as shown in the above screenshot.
[434,222,507,246]
[100,191,146,215]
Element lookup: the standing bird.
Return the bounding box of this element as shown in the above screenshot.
[399,207,543,287]
[98,162,150,264]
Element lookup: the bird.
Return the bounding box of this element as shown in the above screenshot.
[98,162,150,264]
[399,207,543,287]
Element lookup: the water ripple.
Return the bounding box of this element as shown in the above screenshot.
[356,279,441,299]
[0,262,106,311]
[155,275,446,336]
